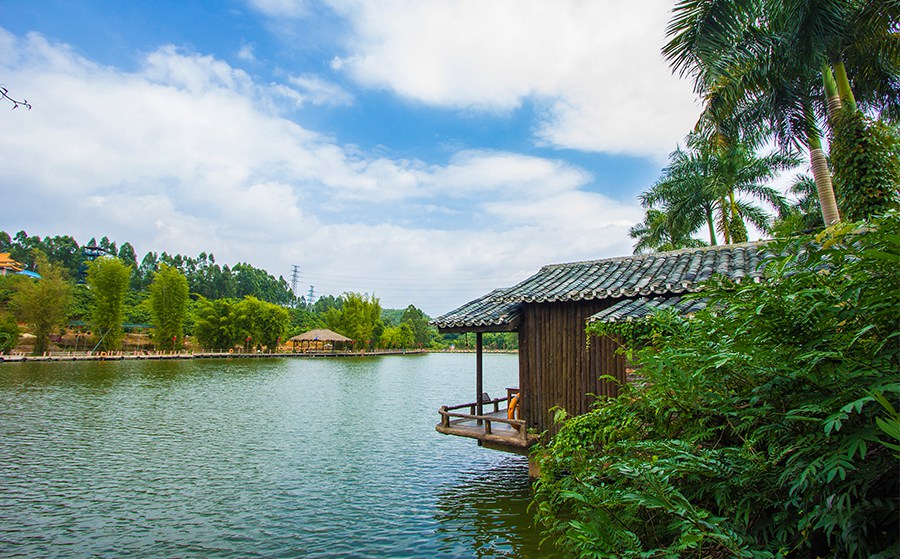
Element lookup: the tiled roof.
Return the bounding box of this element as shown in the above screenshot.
[588,295,709,323]
[431,289,521,331]
[498,241,767,303]
[432,242,770,331]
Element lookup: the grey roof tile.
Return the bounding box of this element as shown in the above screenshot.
[432,241,770,330]
[588,295,709,323]
[431,289,521,331]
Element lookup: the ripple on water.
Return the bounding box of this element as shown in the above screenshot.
[0,355,558,558]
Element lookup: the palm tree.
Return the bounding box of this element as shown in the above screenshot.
[642,133,792,246]
[663,0,900,226]
[629,208,707,254]
[772,174,826,236]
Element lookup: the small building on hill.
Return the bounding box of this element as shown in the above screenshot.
[0,253,25,276]
[432,242,769,454]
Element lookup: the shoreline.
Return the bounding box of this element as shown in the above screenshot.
[0,349,430,363]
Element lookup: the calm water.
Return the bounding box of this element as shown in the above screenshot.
[0,353,558,558]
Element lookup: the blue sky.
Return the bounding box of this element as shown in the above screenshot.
[0,0,703,315]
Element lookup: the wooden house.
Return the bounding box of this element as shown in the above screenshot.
[432,242,768,454]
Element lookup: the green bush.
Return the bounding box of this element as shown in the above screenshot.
[534,212,900,558]
[0,314,19,353]
[832,110,900,222]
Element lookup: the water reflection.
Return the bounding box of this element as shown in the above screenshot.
[0,354,561,558]
[435,455,559,559]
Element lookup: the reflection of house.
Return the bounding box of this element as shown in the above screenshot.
[0,253,25,276]
[288,329,353,352]
[432,242,769,453]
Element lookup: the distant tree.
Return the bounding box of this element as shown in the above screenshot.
[135,251,158,291]
[0,313,18,353]
[324,292,382,349]
[192,297,245,351]
[117,242,139,284]
[42,235,81,278]
[484,332,519,350]
[123,290,151,326]
[312,294,342,314]
[66,284,94,324]
[86,257,131,351]
[379,323,414,349]
[9,231,43,270]
[235,296,290,351]
[12,253,71,354]
[400,305,433,347]
[148,264,189,350]
[290,306,325,336]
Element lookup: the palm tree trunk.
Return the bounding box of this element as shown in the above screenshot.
[822,64,842,123]
[832,59,858,112]
[706,209,717,245]
[718,196,731,244]
[806,128,841,226]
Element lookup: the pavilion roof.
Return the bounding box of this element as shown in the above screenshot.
[288,329,353,342]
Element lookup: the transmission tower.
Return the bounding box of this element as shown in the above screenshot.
[290,265,301,297]
[306,285,316,307]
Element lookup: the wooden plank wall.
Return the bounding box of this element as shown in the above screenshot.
[519,300,627,436]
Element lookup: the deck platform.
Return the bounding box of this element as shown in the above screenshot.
[436,395,540,454]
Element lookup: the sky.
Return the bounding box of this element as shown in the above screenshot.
[0,0,705,316]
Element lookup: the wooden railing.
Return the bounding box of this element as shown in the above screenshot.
[438,393,529,443]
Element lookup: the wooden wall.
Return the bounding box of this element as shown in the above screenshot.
[518,300,627,436]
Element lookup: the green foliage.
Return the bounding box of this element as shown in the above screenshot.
[67,284,94,323]
[379,323,414,349]
[324,292,382,349]
[289,306,325,336]
[123,290,151,326]
[235,296,289,350]
[11,253,72,354]
[772,175,826,237]
[148,264,189,350]
[0,313,19,353]
[192,298,244,351]
[400,304,440,347]
[635,133,793,252]
[831,109,900,222]
[535,212,900,558]
[443,332,519,350]
[191,296,289,351]
[86,257,132,351]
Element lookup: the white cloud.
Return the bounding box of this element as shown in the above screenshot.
[245,0,309,19]
[0,28,643,315]
[237,43,257,63]
[329,0,701,159]
[287,74,354,106]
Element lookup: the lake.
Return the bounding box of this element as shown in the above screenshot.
[0,353,559,558]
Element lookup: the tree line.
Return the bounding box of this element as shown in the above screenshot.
[0,231,515,354]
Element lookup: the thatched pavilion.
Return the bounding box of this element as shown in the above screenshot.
[288,329,353,353]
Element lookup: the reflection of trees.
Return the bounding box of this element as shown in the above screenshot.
[434,456,559,559]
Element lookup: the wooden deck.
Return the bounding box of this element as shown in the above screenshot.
[436,393,540,454]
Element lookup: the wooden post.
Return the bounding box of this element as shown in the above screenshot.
[476,332,484,424]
